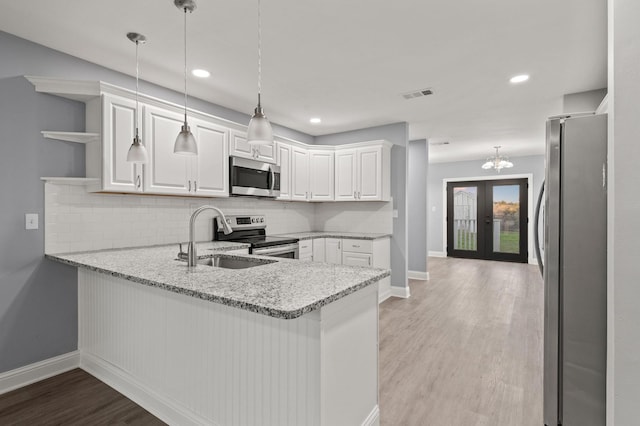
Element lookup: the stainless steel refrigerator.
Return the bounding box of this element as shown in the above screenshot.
[535,113,607,426]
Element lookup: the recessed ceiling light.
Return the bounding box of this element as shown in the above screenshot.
[310,118,322,124]
[510,74,530,84]
[192,69,210,78]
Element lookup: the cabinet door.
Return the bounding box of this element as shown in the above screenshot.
[276,142,292,200]
[229,130,276,164]
[291,146,310,201]
[299,239,313,261]
[312,238,325,262]
[191,119,229,197]
[143,105,189,194]
[309,150,335,201]
[342,252,373,267]
[325,238,342,264]
[335,149,357,201]
[357,146,383,201]
[102,94,142,192]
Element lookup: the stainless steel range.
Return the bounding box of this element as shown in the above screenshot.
[214,215,299,259]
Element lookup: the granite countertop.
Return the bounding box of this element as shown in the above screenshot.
[275,231,392,241]
[46,242,390,320]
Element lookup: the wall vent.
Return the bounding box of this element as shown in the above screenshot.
[402,88,434,100]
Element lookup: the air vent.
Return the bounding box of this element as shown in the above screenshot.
[402,88,434,100]
[429,141,450,146]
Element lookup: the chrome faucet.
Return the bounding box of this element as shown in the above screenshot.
[185,205,233,267]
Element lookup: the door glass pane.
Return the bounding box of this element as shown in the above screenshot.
[492,185,520,253]
[453,186,477,251]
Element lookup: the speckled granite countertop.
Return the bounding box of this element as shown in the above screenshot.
[46,242,390,320]
[275,231,391,241]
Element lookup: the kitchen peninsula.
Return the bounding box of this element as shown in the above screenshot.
[48,243,388,426]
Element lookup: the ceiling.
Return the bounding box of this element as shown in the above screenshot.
[0,0,606,162]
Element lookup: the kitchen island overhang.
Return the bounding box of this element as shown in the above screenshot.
[48,243,387,426]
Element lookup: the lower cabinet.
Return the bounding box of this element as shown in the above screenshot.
[299,240,313,261]
[309,236,391,302]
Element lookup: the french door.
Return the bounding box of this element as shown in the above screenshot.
[446,179,528,263]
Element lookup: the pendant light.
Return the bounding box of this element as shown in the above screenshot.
[126,32,149,164]
[173,0,198,156]
[481,146,514,172]
[247,0,273,145]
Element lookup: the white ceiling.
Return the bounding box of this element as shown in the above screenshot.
[0,0,606,162]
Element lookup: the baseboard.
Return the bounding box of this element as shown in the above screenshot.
[528,257,538,266]
[408,270,429,280]
[390,285,411,299]
[81,353,211,426]
[362,404,380,426]
[378,288,392,303]
[428,251,446,258]
[0,351,80,395]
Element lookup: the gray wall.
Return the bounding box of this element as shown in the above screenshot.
[316,123,409,290]
[427,155,544,259]
[0,30,313,374]
[408,139,428,274]
[563,88,607,113]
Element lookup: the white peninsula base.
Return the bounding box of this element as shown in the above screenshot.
[77,269,380,426]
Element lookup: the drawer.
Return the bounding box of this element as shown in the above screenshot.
[342,239,372,254]
[299,240,313,256]
[342,252,373,267]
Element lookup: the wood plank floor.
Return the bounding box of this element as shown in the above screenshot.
[0,256,543,425]
[0,368,165,425]
[379,256,543,426]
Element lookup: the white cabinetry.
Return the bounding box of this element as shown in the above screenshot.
[291,146,310,201]
[312,238,325,262]
[87,93,142,192]
[229,130,276,163]
[276,142,292,200]
[334,142,391,201]
[299,239,313,261]
[324,238,343,264]
[144,105,228,196]
[309,150,335,201]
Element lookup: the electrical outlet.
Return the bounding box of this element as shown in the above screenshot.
[25,213,38,230]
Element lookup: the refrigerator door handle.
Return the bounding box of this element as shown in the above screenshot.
[534,180,545,276]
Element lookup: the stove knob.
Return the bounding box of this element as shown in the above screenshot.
[251,218,256,223]
[226,219,231,224]
[260,218,264,223]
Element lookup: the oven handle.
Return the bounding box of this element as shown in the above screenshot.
[252,244,299,256]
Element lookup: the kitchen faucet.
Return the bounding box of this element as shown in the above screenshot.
[184,205,233,267]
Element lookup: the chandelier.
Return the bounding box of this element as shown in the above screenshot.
[481,146,514,172]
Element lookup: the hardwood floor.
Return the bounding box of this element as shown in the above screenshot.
[0,368,164,425]
[0,256,542,425]
[379,256,543,426]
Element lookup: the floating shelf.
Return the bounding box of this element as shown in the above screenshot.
[40,177,100,185]
[41,131,99,143]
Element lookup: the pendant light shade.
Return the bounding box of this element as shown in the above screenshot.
[173,0,198,156]
[247,0,273,146]
[126,32,149,164]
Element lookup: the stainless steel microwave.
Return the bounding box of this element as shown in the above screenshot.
[229,157,280,198]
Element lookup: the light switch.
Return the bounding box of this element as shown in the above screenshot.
[25,213,38,230]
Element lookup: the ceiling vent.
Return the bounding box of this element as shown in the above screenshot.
[402,88,434,100]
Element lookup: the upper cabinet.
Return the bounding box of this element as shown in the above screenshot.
[191,119,229,197]
[291,146,310,201]
[309,150,335,201]
[276,142,292,200]
[229,130,276,164]
[335,142,391,202]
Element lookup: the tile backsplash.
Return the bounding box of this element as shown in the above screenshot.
[44,183,392,254]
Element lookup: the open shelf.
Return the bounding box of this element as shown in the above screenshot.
[41,131,99,143]
[40,177,100,185]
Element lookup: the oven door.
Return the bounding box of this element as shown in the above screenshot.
[252,243,299,259]
[230,157,280,197]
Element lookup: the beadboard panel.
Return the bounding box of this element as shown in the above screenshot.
[78,269,378,425]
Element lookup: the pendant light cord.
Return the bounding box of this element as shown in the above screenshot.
[257,0,262,107]
[135,40,140,138]
[183,7,188,124]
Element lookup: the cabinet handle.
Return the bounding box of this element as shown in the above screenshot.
[136,175,141,189]
[354,191,357,198]
[368,257,371,266]
[194,181,197,192]
[305,191,308,199]
[358,191,361,199]
[353,245,360,248]
[310,192,313,199]
[338,241,341,250]
[188,180,192,192]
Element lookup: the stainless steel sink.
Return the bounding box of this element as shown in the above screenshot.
[196,255,274,269]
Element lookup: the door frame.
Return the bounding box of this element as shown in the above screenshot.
[442,173,534,264]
